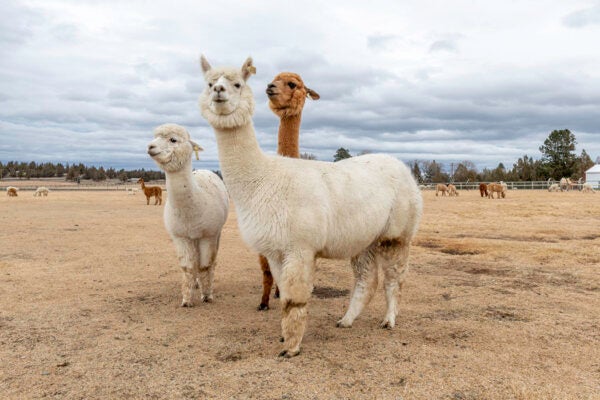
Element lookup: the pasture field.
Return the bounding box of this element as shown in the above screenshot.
[1,190,599,399]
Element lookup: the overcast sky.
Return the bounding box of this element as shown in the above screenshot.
[1,0,599,172]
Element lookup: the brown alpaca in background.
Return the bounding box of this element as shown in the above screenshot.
[7,187,18,197]
[257,72,320,310]
[137,178,162,205]
[479,183,488,197]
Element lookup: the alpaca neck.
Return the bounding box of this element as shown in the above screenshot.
[139,181,146,190]
[212,122,269,200]
[165,161,195,206]
[278,113,302,158]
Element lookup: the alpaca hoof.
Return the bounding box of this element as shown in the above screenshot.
[201,295,213,303]
[257,303,269,311]
[278,349,300,358]
[181,301,194,307]
[194,282,200,289]
[279,337,284,343]
[336,319,352,328]
[273,291,280,299]
[380,320,395,329]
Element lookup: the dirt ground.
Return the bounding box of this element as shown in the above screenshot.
[1,188,599,399]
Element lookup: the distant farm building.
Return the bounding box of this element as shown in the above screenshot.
[585,164,600,188]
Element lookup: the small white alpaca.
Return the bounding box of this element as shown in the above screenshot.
[581,182,596,193]
[148,124,229,306]
[33,187,49,197]
[199,55,422,357]
[548,183,560,192]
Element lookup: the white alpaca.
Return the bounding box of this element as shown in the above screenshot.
[581,182,595,193]
[198,56,422,357]
[147,124,229,306]
[33,187,49,197]
[548,183,560,192]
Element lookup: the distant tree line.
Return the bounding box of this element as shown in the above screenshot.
[332,129,596,183]
[0,161,165,182]
[2,130,596,184]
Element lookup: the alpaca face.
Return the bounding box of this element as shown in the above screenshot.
[266,72,320,118]
[148,124,202,172]
[204,74,245,115]
[199,55,256,129]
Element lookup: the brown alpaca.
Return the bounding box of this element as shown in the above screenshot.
[479,183,488,197]
[137,178,162,205]
[435,183,448,196]
[7,187,18,197]
[257,72,320,310]
[487,182,506,199]
[447,184,459,196]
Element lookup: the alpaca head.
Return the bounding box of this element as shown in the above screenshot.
[266,72,320,118]
[199,55,256,129]
[147,124,203,173]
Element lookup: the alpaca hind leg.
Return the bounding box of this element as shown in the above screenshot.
[377,240,410,329]
[174,238,199,307]
[337,247,378,328]
[258,255,274,310]
[278,250,314,357]
[197,239,217,303]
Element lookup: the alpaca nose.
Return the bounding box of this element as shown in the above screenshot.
[148,144,155,150]
[267,83,276,89]
[213,84,225,93]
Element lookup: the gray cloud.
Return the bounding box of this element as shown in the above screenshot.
[429,40,458,53]
[1,1,599,173]
[563,3,600,27]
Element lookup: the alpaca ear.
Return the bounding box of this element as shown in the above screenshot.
[200,55,212,75]
[306,87,320,100]
[241,57,256,81]
[190,140,204,161]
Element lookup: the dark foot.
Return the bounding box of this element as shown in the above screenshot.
[257,303,269,311]
[279,337,284,343]
[274,290,280,299]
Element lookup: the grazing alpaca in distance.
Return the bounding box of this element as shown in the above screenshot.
[148,124,229,306]
[33,187,49,197]
[487,182,506,199]
[257,71,320,311]
[581,182,595,193]
[7,187,18,197]
[138,178,163,205]
[447,184,459,197]
[435,183,447,196]
[199,55,422,357]
[479,183,488,197]
[548,183,560,192]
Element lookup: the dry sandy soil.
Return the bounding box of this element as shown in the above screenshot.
[1,189,599,399]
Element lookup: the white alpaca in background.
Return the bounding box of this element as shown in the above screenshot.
[198,55,422,357]
[148,124,229,306]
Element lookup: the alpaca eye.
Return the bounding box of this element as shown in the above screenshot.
[208,83,213,88]
[234,83,241,89]
[170,138,177,143]
[287,82,296,89]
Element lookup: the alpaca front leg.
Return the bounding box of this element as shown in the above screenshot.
[180,267,197,307]
[337,250,378,328]
[278,252,314,357]
[197,239,217,303]
[174,238,199,307]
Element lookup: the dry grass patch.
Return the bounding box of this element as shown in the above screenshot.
[0,190,599,399]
